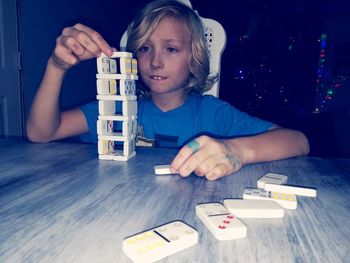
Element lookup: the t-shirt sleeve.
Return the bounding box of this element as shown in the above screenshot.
[202,96,274,137]
[79,101,98,143]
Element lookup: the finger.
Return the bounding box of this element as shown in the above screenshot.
[60,35,86,57]
[73,23,113,56]
[52,45,80,68]
[170,138,203,173]
[206,163,229,181]
[194,155,219,177]
[60,35,97,63]
[178,148,212,177]
[74,31,101,57]
[61,27,104,58]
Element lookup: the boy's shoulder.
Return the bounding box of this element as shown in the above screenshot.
[190,93,232,109]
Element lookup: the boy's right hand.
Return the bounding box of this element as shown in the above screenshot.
[50,23,114,71]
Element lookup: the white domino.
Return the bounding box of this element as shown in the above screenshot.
[196,203,247,240]
[98,100,137,116]
[243,188,297,210]
[223,199,285,218]
[264,183,317,197]
[123,220,198,263]
[98,135,135,159]
[97,57,117,74]
[154,165,178,175]
[97,115,137,137]
[96,73,138,80]
[120,57,132,74]
[99,51,133,58]
[257,172,288,188]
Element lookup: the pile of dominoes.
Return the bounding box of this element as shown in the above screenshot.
[96,52,138,161]
[122,172,317,262]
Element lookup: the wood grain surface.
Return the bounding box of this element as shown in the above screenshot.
[0,138,349,263]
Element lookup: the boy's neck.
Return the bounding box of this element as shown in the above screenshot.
[151,91,187,112]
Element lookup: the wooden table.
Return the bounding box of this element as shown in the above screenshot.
[0,138,349,262]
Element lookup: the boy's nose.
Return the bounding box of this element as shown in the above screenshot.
[150,51,164,70]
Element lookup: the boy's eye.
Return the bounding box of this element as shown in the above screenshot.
[138,46,150,52]
[167,47,178,53]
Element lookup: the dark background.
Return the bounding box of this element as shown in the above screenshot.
[19,0,350,157]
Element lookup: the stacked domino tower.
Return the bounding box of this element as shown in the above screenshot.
[96,52,138,161]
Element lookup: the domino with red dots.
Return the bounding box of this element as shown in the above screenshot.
[195,203,247,241]
[123,220,198,263]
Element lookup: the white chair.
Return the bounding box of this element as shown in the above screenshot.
[120,0,226,97]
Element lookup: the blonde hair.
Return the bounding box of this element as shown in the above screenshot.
[126,0,217,97]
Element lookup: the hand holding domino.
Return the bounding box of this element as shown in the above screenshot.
[196,203,247,240]
[123,220,198,262]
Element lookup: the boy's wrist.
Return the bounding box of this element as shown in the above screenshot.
[226,138,252,167]
[48,56,70,74]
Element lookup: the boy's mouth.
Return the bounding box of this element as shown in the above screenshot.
[150,75,167,80]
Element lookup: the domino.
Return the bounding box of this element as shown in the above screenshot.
[96,73,138,80]
[97,57,117,74]
[96,95,137,101]
[195,203,247,240]
[243,188,297,210]
[97,79,136,96]
[131,58,138,74]
[257,172,288,188]
[99,152,136,161]
[97,119,137,137]
[264,183,317,197]
[120,57,132,74]
[99,51,133,58]
[154,165,178,175]
[119,79,136,95]
[223,199,285,218]
[98,100,137,116]
[123,220,198,263]
[98,136,135,157]
[98,115,137,137]
[97,79,117,95]
[136,136,155,147]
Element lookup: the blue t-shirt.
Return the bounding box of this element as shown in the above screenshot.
[80,93,273,147]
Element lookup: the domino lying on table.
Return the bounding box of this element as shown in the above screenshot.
[123,221,198,263]
[122,172,317,262]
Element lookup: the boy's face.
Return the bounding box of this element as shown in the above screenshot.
[136,16,191,97]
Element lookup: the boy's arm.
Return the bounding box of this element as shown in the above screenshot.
[26,60,89,142]
[171,127,310,180]
[26,24,113,142]
[225,126,310,165]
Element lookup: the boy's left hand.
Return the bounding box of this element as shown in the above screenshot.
[170,135,243,180]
